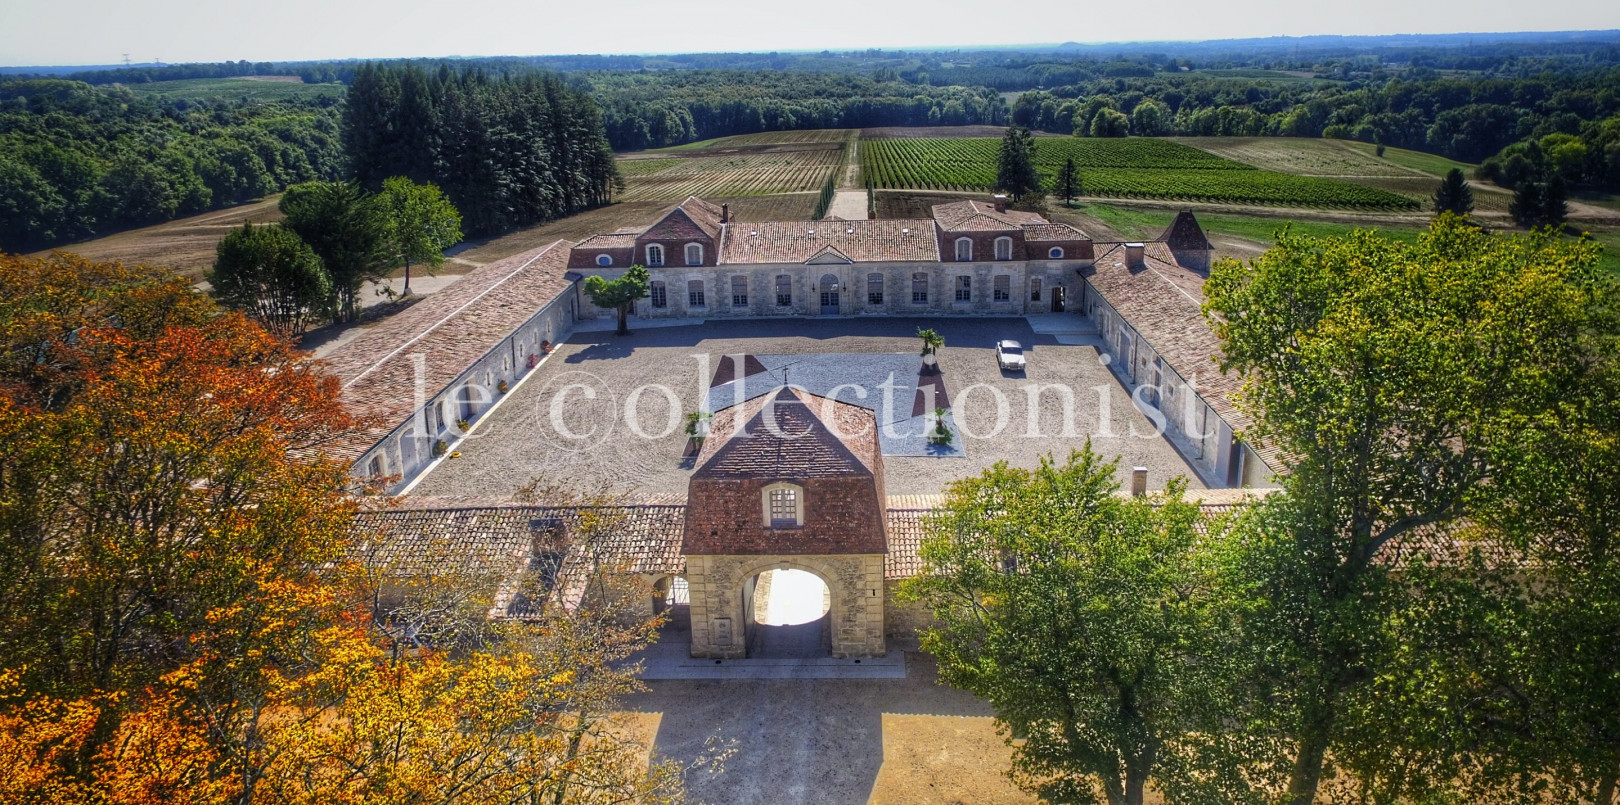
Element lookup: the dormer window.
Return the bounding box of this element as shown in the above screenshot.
[685,243,704,266]
[646,244,664,266]
[763,482,804,528]
[1048,247,1063,259]
[954,237,973,261]
[596,254,613,267]
[994,237,1013,261]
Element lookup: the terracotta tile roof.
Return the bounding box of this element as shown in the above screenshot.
[677,196,726,238]
[695,387,879,479]
[320,241,575,463]
[351,503,687,578]
[1084,241,1250,438]
[642,196,725,241]
[575,232,638,249]
[718,220,940,264]
[932,200,1047,232]
[1161,210,1214,251]
[1021,223,1090,242]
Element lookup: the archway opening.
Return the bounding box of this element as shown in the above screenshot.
[744,568,832,658]
[653,575,690,632]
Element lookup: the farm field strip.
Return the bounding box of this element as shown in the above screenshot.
[1170,137,1422,177]
[618,146,845,201]
[861,137,1418,210]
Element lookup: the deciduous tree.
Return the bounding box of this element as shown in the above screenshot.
[376,176,462,297]
[1203,217,1602,804]
[210,221,331,336]
[583,264,649,336]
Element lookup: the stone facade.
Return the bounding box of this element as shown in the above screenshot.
[685,553,887,659]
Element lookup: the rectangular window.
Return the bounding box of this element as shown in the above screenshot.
[955,275,972,302]
[731,275,748,308]
[911,273,928,304]
[867,273,884,306]
[769,487,799,527]
[650,281,667,308]
[993,275,1010,301]
[775,274,792,307]
[1030,277,1042,302]
[687,280,705,308]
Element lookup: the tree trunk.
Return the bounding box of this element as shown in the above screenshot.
[402,258,412,296]
[615,304,629,336]
[1597,770,1618,805]
[1286,730,1332,805]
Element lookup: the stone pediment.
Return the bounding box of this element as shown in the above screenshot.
[804,245,854,265]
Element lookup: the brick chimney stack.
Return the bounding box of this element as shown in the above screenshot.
[991,193,1008,213]
[721,203,730,224]
[1125,242,1145,267]
[1130,467,1148,497]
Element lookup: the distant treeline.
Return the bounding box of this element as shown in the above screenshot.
[587,72,1007,150]
[343,63,618,236]
[1011,66,1620,188]
[0,79,342,252]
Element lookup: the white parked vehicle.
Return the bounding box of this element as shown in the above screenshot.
[995,340,1026,371]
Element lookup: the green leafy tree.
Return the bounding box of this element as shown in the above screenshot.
[1051,157,1081,206]
[377,176,462,296]
[583,264,649,336]
[996,125,1042,203]
[1090,108,1131,138]
[210,221,331,336]
[1432,167,1474,216]
[278,180,391,323]
[1203,217,1602,804]
[903,447,1264,805]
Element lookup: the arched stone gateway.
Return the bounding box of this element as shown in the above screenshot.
[682,387,888,659]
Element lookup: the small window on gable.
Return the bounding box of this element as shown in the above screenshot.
[685,243,704,266]
[994,236,1013,261]
[596,254,613,267]
[954,237,973,261]
[1048,247,1063,259]
[646,244,664,266]
[763,482,805,528]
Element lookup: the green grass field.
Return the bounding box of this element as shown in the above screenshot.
[1336,141,1476,178]
[120,77,345,101]
[861,137,1419,210]
[1069,203,1427,245]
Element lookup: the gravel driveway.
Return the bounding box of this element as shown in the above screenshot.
[409,317,1203,500]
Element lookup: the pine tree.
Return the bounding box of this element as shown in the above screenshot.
[1510,181,1544,228]
[1432,167,1474,216]
[995,126,1042,203]
[1051,157,1081,206]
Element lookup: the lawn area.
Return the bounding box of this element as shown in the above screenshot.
[1067,203,1427,245]
[1336,141,1477,178]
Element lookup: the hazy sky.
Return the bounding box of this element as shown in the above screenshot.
[2,0,1617,67]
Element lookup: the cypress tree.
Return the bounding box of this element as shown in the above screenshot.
[1432,167,1474,216]
[996,125,1042,203]
[1052,157,1081,206]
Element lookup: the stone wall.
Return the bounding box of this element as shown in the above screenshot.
[573,260,1089,321]
[685,553,887,659]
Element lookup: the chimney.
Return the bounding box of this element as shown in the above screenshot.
[1130,467,1148,497]
[1125,242,1145,267]
[720,203,730,224]
[991,193,1008,213]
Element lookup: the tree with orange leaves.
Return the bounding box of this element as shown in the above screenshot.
[0,252,697,803]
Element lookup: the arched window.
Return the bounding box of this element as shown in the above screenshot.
[685,243,704,266]
[775,274,792,307]
[1048,247,1064,259]
[687,279,706,308]
[596,254,613,266]
[646,244,664,266]
[762,482,805,527]
[954,237,973,261]
[993,275,1010,301]
[649,280,667,308]
[911,273,929,304]
[994,237,1013,260]
[730,275,748,307]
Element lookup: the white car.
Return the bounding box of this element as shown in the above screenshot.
[995,340,1026,371]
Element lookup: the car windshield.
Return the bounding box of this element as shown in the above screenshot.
[1000,342,1022,354]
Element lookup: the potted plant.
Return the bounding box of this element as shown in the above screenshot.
[928,407,954,446]
[540,339,552,354]
[456,418,470,432]
[432,439,448,458]
[497,379,509,394]
[685,410,712,441]
[527,354,540,369]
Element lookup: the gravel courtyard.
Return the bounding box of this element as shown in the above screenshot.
[409,316,1204,500]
